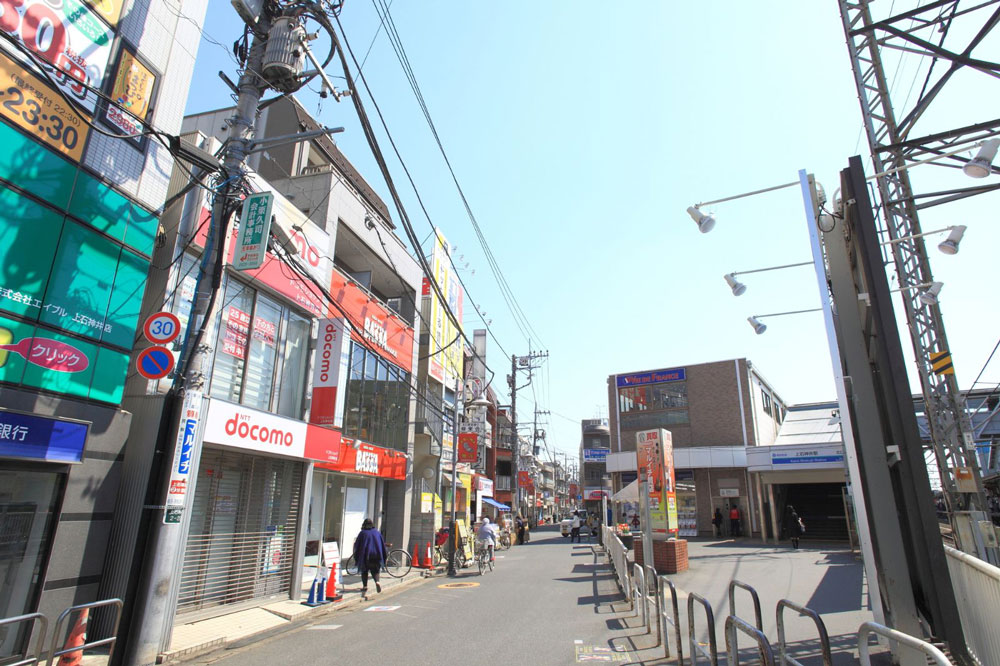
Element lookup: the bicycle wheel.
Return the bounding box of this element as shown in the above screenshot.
[384,549,411,578]
[499,533,511,550]
[477,552,486,576]
[487,554,494,572]
[343,555,358,576]
[456,548,469,569]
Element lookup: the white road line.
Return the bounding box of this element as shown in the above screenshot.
[306,624,343,630]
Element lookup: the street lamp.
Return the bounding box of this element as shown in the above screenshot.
[746,308,823,335]
[723,261,813,297]
[963,139,999,178]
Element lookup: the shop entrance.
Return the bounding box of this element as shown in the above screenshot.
[0,465,62,659]
[177,448,303,617]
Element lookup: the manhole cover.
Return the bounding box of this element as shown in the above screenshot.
[437,582,480,589]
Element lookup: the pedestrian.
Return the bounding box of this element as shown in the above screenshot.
[352,518,387,600]
[476,515,497,562]
[712,508,723,537]
[785,505,804,549]
[570,511,582,543]
[729,503,741,537]
[516,515,525,545]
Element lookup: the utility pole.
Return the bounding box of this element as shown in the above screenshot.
[838,0,998,562]
[508,350,548,520]
[127,9,278,663]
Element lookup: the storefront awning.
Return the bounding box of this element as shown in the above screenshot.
[441,475,466,488]
[481,497,510,511]
[611,479,639,502]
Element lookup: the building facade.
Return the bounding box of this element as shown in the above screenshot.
[0,0,207,659]
[607,359,787,538]
[580,418,610,516]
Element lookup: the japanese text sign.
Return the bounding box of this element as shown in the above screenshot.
[165,391,202,508]
[635,428,677,538]
[0,409,88,463]
[234,192,274,271]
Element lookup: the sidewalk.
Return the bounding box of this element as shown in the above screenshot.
[162,563,435,663]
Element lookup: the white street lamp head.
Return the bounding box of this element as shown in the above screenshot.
[963,139,1000,178]
[686,206,715,233]
[724,273,747,296]
[937,225,966,255]
[747,316,766,335]
[919,281,943,305]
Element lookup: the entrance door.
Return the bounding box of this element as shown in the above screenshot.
[341,485,368,554]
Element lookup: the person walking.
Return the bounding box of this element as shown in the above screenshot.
[570,511,582,543]
[352,518,387,599]
[712,508,723,537]
[729,503,741,537]
[516,515,526,545]
[785,505,804,549]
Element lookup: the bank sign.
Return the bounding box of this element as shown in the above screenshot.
[616,367,685,388]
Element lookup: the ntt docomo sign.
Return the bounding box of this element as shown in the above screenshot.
[204,400,307,458]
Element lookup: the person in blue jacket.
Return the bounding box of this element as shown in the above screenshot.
[353,518,387,599]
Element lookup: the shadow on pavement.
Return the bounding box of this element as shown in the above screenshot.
[806,554,865,614]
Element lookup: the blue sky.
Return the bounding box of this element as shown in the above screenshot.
[186,2,1000,459]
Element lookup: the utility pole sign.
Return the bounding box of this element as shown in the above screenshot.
[233,192,274,271]
[163,390,202,523]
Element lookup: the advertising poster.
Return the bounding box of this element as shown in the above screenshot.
[424,229,463,384]
[635,428,677,538]
[103,46,157,144]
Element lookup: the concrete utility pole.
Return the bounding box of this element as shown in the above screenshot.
[508,350,548,519]
[127,10,275,664]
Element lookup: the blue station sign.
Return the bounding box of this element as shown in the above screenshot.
[0,409,89,463]
[616,367,686,388]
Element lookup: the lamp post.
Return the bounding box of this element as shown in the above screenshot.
[447,375,461,576]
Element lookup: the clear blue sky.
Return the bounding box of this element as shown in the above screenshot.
[185,2,1000,459]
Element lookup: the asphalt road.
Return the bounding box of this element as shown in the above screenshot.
[188,525,632,665]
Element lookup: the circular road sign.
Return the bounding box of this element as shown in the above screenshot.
[143,311,181,344]
[136,346,175,380]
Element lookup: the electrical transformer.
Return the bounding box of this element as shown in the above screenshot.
[263,17,306,93]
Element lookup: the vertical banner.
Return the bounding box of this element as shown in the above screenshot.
[164,390,202,522]
[457,432,478,463]
[635,428,676,538]
[310,318,351,427]
[234,192,274,271]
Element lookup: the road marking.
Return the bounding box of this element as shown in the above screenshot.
[438,582,480,589]
[574,645,632,662]
[363,605,401,612]
[306,624,343,630]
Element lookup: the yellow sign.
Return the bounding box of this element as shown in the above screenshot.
[930,351,954,375]
[105,49,156,139]
[83,0,125,27]
[0,54,89,162]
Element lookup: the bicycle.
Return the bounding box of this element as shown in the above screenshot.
[498,529,511,550]
[475,538,494,575]
[342,547,412,578]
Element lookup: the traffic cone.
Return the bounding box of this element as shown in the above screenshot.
[425,542,433,570]
[412,542,423,569]
[57,608,88,666]
[303,576,321,606]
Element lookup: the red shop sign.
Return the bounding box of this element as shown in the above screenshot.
[329,271,415,373]
[309,433,407,481]
[518,471,531,486]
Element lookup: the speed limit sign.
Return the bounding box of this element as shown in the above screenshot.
[143,311,181,345]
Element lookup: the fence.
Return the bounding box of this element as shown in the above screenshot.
[857,622,951,666]
[944,544,1000,666]
[603,526,630,602]
[0,599,122,666]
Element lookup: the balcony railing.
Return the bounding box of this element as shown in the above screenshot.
[496,476,511,491]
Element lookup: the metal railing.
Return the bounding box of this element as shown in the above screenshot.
[857,621,952,666]
[944,544,1000,666]
[776,599,832,666]
[643,564,659,641]
[725,615,777,666]
[729,579,763,632]
[604,526,631,602]
[0,612,47,666]
[658,574,684,665]
[632,563,649,629]
[688,592,719,666]
[49,599,123,666]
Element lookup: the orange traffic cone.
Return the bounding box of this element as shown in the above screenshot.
[425,542,433,569]
[58,608,89,666]
[412,542,423,569]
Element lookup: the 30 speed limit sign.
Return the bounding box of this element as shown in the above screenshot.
[143,311,181,345]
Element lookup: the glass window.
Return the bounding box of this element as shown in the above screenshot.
[360,350,377,440]
[650,383,688,409]
[210,281,253,402]
[340,341,410,450]
[277,312,310,418]
[242,295,281,410]
[344,342,364,435]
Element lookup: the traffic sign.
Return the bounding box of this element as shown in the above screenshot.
[137,345,175,380]
[143,311,181,344]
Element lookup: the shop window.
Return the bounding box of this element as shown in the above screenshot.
[761,389,772,416]
[341,341,411,450]
[276,312,310,418]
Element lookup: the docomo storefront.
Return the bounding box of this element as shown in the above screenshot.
[174,399,407,618]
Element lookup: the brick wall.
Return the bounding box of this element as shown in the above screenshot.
[633,539,689,574]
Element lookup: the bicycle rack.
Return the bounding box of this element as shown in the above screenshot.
[48,599,123,665]
[728,579,763,632]
[776,599,832,666]
[643,564,659,641]
[658,575,684,665]
[688,592,719,666]
[0,612,48,666]
[632,563,647,626]
[725,615,777,666]
[857,621,952,666]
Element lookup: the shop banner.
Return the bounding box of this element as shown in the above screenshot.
[616,367,686,388]
[328,270,415,373]
[314,437,407,481]
[234,192,274,271]
[203,399,307,459]
[165,390,202,510]
[583,448,609,463]
[584,488,608,500]
[303,422,342,464]
[518,471,531,487]
[423,229,463,384]
[103,46,156,142]
[635,428,677,537]
[457,432,478,463]
[0,0,113,113]
[475,475,493,496]
[309,318,351,427]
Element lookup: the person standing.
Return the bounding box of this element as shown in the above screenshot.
[353,518,387,599]
[570,511,582,543]
[729,504,741,537]
[785,505,804,549]
[516,515,526,545]
[712,508,723,537]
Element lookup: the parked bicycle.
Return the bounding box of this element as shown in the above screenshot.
[433,528,470,568]
[343,545,412,578]
[498,528,512,550]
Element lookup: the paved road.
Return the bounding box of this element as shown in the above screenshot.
[188,525,632,665]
